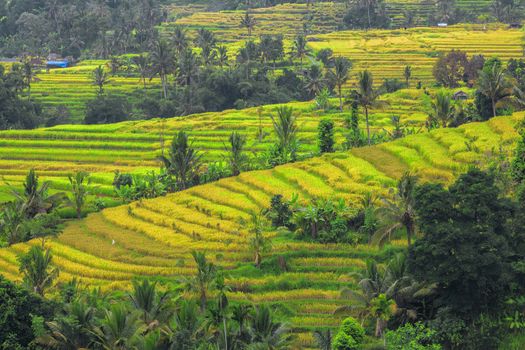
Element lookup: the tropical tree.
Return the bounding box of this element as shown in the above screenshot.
[224,131,247,176]
[132,54,149,89]
[129,280,172,326]
[249,305,292,348]
[159,131,204,191]
[18,245,59,296]
[166,300,202,349]
[404,65,412,88]
[370,293,395,338]
[22,61,34,97]
[240,12,257,37]
[430,90,453,128]
[304,64,326,97]
[292,35,310,68]
[149,40,174,99]
[92,65,111,95]
[217,46,229,69]
[355,70,383,145]
[313,329,332,350]
[373,172,418,246]
[172,26,188,54]
[93,304,142,349]
[68,171,90,219]
[271,106,298,163]
[183,251,217,311]
[249,214,272,268]
[477,64,513,118]
[10,169,65,218]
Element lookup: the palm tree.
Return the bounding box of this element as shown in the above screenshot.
[313,329,332,350]
[18,246,59,296]
[177,49,200,112]
[22,61,34,97]
[38,300,95,348]
[240,12,257,37]
[149,40,174,99]
[477,64,513,118]
[92,65,111,95]
[166,300,202,348]
[183,251,217,311]
[373,172,418,246]
[68,171,90,219]
[292,35,310,68]
[249,214,272,268]
[132,54,149,89]
[404,65,412,88]
[355,70,383,145]
[217,45,229,69]
[224,132,247,176]
[10,169,65,218]
[129,280,172,327]
[159,131,204,191]
[271,106,298,163]
[304,64,326,97]
[430,90,454,128]
[370,293,394,338]
[93,304,142,349]
[172,26,188,54]
[328,57,352,112]
[196,28,217,52]
[249,305,292,348]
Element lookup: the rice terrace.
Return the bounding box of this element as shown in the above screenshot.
[1,0,525,349]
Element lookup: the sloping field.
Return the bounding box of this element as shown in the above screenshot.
[308,25,524,86]
[0,89,430,201]
[30,60,158,121]
[0,113,521,347]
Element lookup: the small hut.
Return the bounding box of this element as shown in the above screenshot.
[453,90,469,101]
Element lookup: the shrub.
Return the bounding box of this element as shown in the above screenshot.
[340,317,365,344]
[332,331,359,350]
[511,133,525,184]
[84,95,131,124]
[318,119,335,153]
[385,322,441,350]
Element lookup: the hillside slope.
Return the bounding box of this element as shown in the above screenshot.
[0,113,521,347]
[0,89,429,201]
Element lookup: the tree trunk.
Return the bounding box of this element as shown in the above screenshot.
[365,106,371,146]
[375,318,387,338]
[338,85,343,112]
[200,290,207,312]
[491,96,497,118]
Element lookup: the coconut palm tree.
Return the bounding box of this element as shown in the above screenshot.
[249,305,292,348]
[182,251,217,311]
[292,35,310,68]
[159,131,204,191]
[165,300,202,348]
[430,90,454,128]
[313,329,332,350]
[68,171,90,219]
[249,214,272,268]
[373,172,418,246]
[172,26,188,54]
[328,57,352,112]
[129,280,172,327]
[240,12,257,37]
[132,54,149,89]
[477,64,513,118]
[224,131,247,176]
[404,65,412,88]
[92,304,142,349]
[304,64,326,97]
[217,46,229,69]
[271,106,298,163]
[149,40,175,99]
[355,70,383,145]
[22,61,34,97]
[18,245,59,296]
[92,65,111,95]
[10,169,65,218]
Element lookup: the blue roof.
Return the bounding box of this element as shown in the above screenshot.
[47,60,69,68]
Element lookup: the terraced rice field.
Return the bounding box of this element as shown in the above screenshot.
[0,89,431,201]
[30,60,157,121]
[0,113,521,347]
[309,25,524,86]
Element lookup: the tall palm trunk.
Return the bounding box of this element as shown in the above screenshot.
[338,85,343,112]
[365,106,371,146]
[491,96,497,118]
[375,318,387,338]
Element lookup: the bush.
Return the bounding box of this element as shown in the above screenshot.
[333,331,359,350]
[385,322,441,350]
[84,95,131,124]
[511,133,525,184]
[340,317,365,344]
[318,119,335,153]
